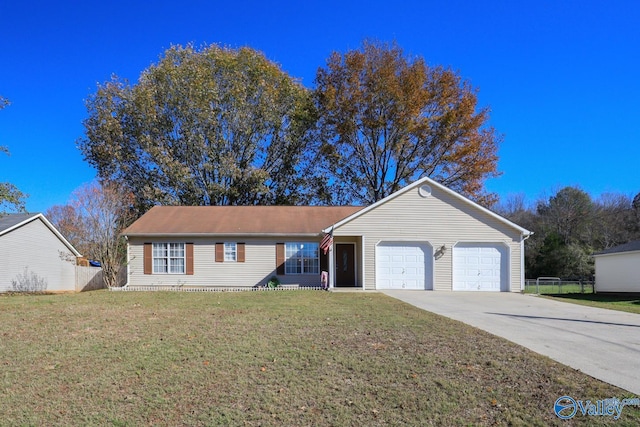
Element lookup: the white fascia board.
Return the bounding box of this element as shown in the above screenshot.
[0,214,38,237]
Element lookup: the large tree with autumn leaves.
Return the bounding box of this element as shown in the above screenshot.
[314,40,501,205]
[79,44,318,213]
[79,41,502,211]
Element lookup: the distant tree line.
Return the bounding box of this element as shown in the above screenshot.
[496,187,640,280]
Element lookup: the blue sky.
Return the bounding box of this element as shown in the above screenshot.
[1,1,638,212]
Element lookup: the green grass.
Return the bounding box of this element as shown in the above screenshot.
[524,283,594,295]
[1,290,638,426]
[543,293,640,314]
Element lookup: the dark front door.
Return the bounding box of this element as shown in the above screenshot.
[335,244,356,287]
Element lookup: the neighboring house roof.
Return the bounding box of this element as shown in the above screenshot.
[122,205,365,237]
[0,213,82,256]
[324,176,533,237]
[593,240,640,256]
[0,213,36,234]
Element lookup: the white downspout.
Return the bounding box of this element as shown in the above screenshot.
[123,235,130,288]
[520,232,533,291]
[361,235,366,289]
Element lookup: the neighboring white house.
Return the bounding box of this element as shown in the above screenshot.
[122,177,532,292]
[0,213,81,293]
[593,241,640,293]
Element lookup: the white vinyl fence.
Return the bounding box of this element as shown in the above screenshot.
[75,266,127,291]
[75,266,104,291]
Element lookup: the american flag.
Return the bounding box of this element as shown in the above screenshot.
[320,227,333,255]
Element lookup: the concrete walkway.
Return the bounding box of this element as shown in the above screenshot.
[381,291,640,395]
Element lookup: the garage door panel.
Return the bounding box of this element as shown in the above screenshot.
[453,244,507,291]
[405,267,420,276]
[391,266,403,274]
[376,242,433,290]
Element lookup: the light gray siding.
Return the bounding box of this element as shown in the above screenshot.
[334,184,524,291]
[0,218,77,292]
[595,252,640,292]
[127,237,324,288]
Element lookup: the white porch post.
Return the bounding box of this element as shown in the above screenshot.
[328,245,334,289]
[520,236,526,291]
[361,236,365,289]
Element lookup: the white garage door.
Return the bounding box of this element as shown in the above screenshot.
[376,242,432,290]
[453,243,507,291]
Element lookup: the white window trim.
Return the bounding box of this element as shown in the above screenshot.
[285,242,320,275]
[153,242,186,274]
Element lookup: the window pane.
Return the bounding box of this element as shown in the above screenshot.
[285,258,301,274]
[285,243,300,258]
[170,243,184,257]
[224,242,236,262]
[303,244,318,258]
[284,242,319,275]
[153,243,167,258]
[170,257,185,274]
[303,258,319,274]
[153,258,167,274]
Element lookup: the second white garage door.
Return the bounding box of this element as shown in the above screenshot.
[453,243,507,291]
[376,242,433,290]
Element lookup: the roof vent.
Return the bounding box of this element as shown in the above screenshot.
[418,185,432,198]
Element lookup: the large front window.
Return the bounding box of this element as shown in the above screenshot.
[153,243,185,274]
[285,242,319,275]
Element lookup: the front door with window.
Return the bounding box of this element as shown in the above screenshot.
[335,243,356,287]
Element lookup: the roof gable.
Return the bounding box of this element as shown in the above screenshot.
[0,213,82,256]
[593,240,640,256]
[123,206,364,236]
[326,176,532,236]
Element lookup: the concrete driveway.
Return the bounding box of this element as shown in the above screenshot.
[382,291,640,395]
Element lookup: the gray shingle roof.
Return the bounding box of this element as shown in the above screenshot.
[594,240,640,256]
[0,213,38,234]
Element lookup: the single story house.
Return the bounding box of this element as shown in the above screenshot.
[123,177,531,291]
[593,240,640,292]
[0,213,81,293]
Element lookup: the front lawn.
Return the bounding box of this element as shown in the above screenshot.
[0,290,637,425]
[544,293,640,314]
